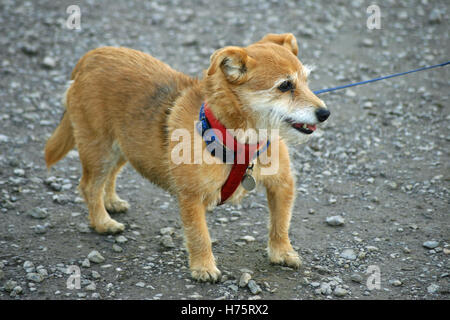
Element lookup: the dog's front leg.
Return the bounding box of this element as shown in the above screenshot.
[178,196,221,282]
[264,172,302,269]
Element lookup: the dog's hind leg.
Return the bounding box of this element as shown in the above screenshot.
[77,140,125,234]
[104,150,129,213]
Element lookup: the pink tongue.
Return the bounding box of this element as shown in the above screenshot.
[307,124,316,131]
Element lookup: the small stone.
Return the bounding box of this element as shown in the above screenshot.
[77,223,90,233]
[386,181,398,190]
[366,246,379,252]
[5,280,18,292]
[308,208,315,215]
[11,286,23,296]
[427,284,439,294]
[228,284,239,292]
[14,168,25,176]
[361,38,374,47]
[239,273,252,287]
[28,208,48,219]
[81,258,91,268]
[23,261,35,271]
[363,101,373,109]
[42,56,56,69]
[326,215,345,226]
[333,287,348,297]
[27,272,44,283]
[443,248,450,255]
[115,235,128,244]
[21,42,39,55]
[239,268,254,274]
[91,271,101,279]
[241,235,256,243]
[340,249,357,261]
[160,227,175,235]
[248,280,262,295]
[188,292,203,299]
[85,282,96,291]
[160,235,175,248]
[88,250,105,264]
[182,35,198,46]
[135,282,145,288]
[428,8,443,24]
[112,244,123,253]
[34,224,47,234]
[423,241,439,249]
[397,11,408,20]
[320,282,332,295]
[351,273,363,283]
[390,279,402,287]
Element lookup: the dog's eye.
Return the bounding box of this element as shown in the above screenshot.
[278,80,294,92]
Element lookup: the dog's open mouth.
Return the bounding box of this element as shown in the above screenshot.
[285,119,317,134]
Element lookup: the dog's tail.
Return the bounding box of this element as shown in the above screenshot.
[44,85,75,169]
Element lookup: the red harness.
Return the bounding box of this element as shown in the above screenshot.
[202,103,267,204]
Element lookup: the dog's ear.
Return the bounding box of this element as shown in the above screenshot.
[258,33,299,56]
[207,46,252,84]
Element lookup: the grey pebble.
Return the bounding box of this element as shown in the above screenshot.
[239,272,252,287]
[5,280,18,292]
[423,241,439,249]
[112,244,123,253]
[428,8,443,24]
[320,282,332,295]
[82,258,91,268]
[27,272,44,283]
[326,215,345,226]
[11,286,23,297]
[115,235,128,244]
[333,287,348,297]
[247,280,262,295]
[87,250,105,264]
[160,234,175,248]
[23,261,35,271]
[427,284,439,294]
[85,282,97,291]
[34,224,47,234]
[389,279,402,287]
[350,273,363,283]
[28,208,48,219]
[77,223,90,233]
[42,56,56,69]
[340,249,357,260]
[160,227,175,235]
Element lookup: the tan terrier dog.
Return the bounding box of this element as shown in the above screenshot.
[45,33,329,282]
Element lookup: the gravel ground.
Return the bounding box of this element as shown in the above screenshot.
[0,0,449,300]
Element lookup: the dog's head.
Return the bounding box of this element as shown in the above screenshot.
[206,33,329,144]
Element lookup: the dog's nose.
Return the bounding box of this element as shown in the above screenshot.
[316,108,330,122]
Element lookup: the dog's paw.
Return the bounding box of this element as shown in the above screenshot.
[191,265,222,283]
[93,218,125,234]
[268,248,302,269]
[105,198,130,213]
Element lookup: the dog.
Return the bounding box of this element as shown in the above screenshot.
[44,33,329,282]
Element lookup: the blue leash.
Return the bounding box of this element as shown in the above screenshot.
[313,61,450,95]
